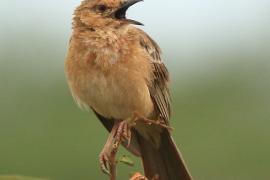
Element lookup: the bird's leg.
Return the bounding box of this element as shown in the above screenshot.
[99,120,132,179]
[129,111,174,131]
[114,120,132,146]
[99,123,119,177]
[99,112,172,179]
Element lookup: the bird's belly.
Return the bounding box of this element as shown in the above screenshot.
[71,67,154,120]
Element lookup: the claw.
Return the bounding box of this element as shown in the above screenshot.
[101,164,110,175]
[99,153,111,175]
[122,123,131,144]
[127,130,132,147]
[123,123,128,138]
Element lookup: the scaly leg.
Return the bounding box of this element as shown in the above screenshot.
[99,124,118,176]
[99,112,172,179]
[99,120,132,179]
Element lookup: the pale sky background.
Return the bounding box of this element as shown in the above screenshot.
[0,0,269,76]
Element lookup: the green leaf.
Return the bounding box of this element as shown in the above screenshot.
[118,155,135,167]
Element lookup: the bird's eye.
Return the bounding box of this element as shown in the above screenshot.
[96,5,107,13]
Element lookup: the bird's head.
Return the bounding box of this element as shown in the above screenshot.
[75,0,143,29]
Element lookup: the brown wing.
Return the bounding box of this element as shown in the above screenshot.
[138,29,171,125]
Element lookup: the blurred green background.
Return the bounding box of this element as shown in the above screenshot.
[0,0,270,180]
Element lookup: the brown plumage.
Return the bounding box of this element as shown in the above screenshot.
[65,0,192,179]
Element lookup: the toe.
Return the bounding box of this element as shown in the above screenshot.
[99,154,110,175]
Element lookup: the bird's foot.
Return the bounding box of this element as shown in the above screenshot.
[99,137,118,175]
[129,111,173,131]
[99,113,172,177]
[99,150,112,175]
[115,120,132,146]
[99,120,132,177]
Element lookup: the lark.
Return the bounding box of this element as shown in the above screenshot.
[65,0,192,179]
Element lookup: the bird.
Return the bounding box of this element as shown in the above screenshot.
[65,0,193,179]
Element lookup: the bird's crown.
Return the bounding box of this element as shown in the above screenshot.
[74,0,143,29]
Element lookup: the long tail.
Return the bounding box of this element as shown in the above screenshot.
[137,130,192,180]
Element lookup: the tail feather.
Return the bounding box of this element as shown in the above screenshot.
[137,130,192,180]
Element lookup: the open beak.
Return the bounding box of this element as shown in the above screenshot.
[113,0,143,25]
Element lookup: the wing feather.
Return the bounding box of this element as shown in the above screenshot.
[137,29,171,125]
